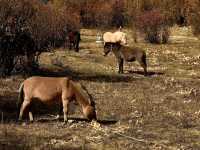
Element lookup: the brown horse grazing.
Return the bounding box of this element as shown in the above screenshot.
[104,42,147,76]
[17,76,97,123]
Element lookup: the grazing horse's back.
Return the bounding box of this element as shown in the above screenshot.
[23,77,68,103]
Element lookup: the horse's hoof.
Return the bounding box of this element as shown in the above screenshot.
[55,115,60,120]
[144,73,148,76]
[17,119,23,123]
[22,122,28,126]
[61,121,68,127]
[17,120,23,125]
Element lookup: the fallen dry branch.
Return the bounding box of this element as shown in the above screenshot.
[90,121,170,148]
[90,121,148,143]
[113,132,148,143]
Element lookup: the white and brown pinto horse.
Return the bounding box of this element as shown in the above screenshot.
[17,76,97,123]
[103,31,127,45]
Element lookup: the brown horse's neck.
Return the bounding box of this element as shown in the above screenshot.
[69,80,91,108]
[69,80,97,120]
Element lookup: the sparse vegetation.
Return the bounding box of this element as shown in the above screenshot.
[0,28,200,149]
[135,9,169,43]
[1,0,200,76]
[0,0,80,76]
[0,0,200,149]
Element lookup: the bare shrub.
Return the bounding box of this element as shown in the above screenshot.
[136,9,169,44]
[0,0,80,76]
[79,0,126,28]
[0,0,37,76]
[189,1,200,35]
[125,0,196,26]
[111,0,127,27]
[93,2,114,28]
[80,1,112,28]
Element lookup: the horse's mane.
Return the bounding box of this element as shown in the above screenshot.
[70,80,95,107]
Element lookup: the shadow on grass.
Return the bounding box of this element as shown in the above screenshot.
[36,65,140,83]
[36,116,118,125]
[0,92,61,122]
[0,92,18,122]
[127,70,164,76]
[0,93,117,126]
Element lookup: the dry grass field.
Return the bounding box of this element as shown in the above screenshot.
[0,27,200,150]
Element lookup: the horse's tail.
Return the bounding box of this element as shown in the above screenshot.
[16,82,24,120]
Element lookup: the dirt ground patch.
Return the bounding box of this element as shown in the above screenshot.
[0,28,200,150]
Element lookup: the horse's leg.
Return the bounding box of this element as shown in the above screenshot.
[118,58,124,74]
[138,55,147,76]
[29,112,33,122]
[72,42,75,50]
[28,103,34,122]
[35,52,41,64]
[55,102,63,120]
[75,41,79,52]
[62,98,69,123]
[69,42,72,50]
[18,99,31,121]
[143,65,148,76]
[73,42,76,51]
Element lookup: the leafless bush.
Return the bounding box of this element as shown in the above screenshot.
[0,0,80,76]
[189,2,200,36]
[79,0,126,28]
[136,9,169,43]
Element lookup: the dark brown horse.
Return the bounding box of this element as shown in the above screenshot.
[104,42,147,76]
[65,30,81,52]
[17,76,96,123]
